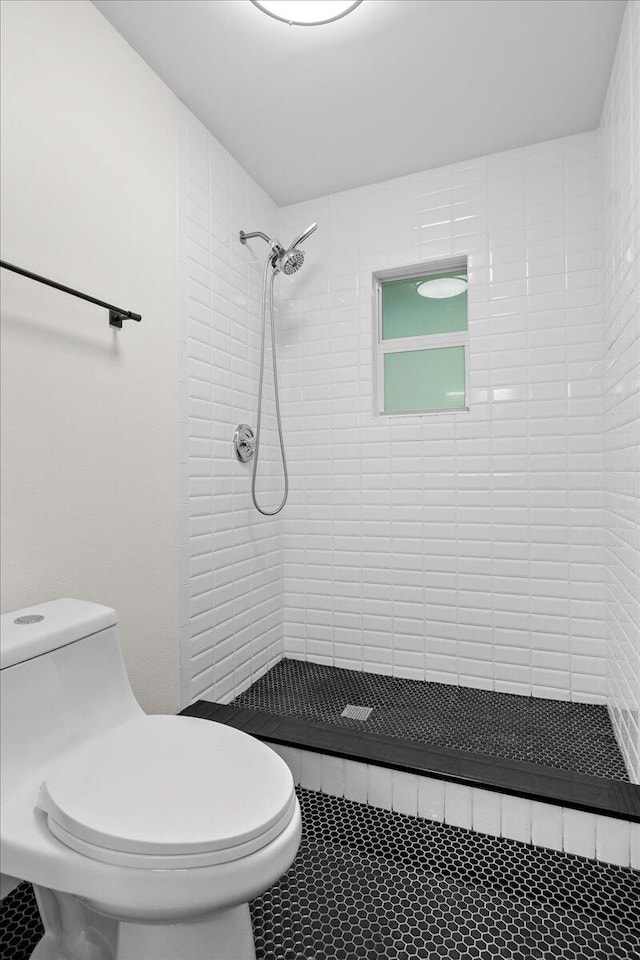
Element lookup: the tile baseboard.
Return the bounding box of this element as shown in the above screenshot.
[267,743,639,870]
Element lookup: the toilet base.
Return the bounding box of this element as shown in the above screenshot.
[32,886,256,960]
[116,905,255,960]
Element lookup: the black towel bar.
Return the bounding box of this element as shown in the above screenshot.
[0,260,142,327]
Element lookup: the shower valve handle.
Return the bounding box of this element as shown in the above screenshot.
[233,424,255,463]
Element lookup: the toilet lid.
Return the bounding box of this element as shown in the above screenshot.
[39,715,296,868]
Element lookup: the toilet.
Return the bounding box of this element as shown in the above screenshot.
[0,599,301,960]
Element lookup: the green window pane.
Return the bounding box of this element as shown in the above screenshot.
[381,270,467,339]
[384,346,465,413]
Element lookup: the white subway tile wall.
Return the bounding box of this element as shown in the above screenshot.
[268,744,639,869]
[601,0,640,783]
[178,109,285,705]
[277,132,606,703]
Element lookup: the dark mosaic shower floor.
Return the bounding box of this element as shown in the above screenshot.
[234,659,630,782]
[3,789,639,960]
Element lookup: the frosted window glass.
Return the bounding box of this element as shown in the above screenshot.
[381,270,467,340]
[384,346,465,412]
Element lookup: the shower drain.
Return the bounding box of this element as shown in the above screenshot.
[341,704,373,721]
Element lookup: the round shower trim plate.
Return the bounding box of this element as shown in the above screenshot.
[251,1,362,27]
[234,424,256,463]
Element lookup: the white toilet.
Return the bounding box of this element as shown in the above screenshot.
[0,599,301,960]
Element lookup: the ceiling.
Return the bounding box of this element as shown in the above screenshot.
[92,0,625,206]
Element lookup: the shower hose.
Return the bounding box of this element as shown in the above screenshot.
[251,255,289,516]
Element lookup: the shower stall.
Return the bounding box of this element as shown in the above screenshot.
[177,102,640,838]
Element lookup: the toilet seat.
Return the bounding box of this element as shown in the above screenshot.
[38,715,296,869]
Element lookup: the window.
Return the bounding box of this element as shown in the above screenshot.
[373,258,468,416]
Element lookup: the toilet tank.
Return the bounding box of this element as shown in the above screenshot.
[1,599,143,801]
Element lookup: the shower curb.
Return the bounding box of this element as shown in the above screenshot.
[181,700,640,823]
[181,700,640,868]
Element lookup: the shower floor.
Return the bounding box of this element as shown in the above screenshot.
[233,658,629,782]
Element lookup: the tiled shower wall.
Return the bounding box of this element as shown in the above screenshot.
[277,132,606,703]
[178,108,284,706]
[178,20,637,729]
[601,0,640,782]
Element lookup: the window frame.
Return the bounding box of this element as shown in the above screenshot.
[372,256,469,418]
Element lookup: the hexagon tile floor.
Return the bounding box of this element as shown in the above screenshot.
[234,658,630,781]
[3,789,639,960]
[0,883,42,960]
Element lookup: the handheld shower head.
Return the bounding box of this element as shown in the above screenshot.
[288,222,318,250]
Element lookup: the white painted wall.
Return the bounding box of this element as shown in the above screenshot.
[601,0,640,782]
[277,133,606,703]
[0,0,180,713]
[178,109,284,706]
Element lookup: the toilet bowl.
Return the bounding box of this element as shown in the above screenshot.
[1,599,301,960]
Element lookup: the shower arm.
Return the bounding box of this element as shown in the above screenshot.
[239,230,275,246]
[239,231,286,265]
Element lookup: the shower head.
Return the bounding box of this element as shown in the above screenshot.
[240,222,318,275]
[279,248,305,275]
[275,222,317,275]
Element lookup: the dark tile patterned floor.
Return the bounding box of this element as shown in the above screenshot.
[3,789,639,960]
[234,659,630,782]
[0,883,42,960]
[257,789,640,959]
